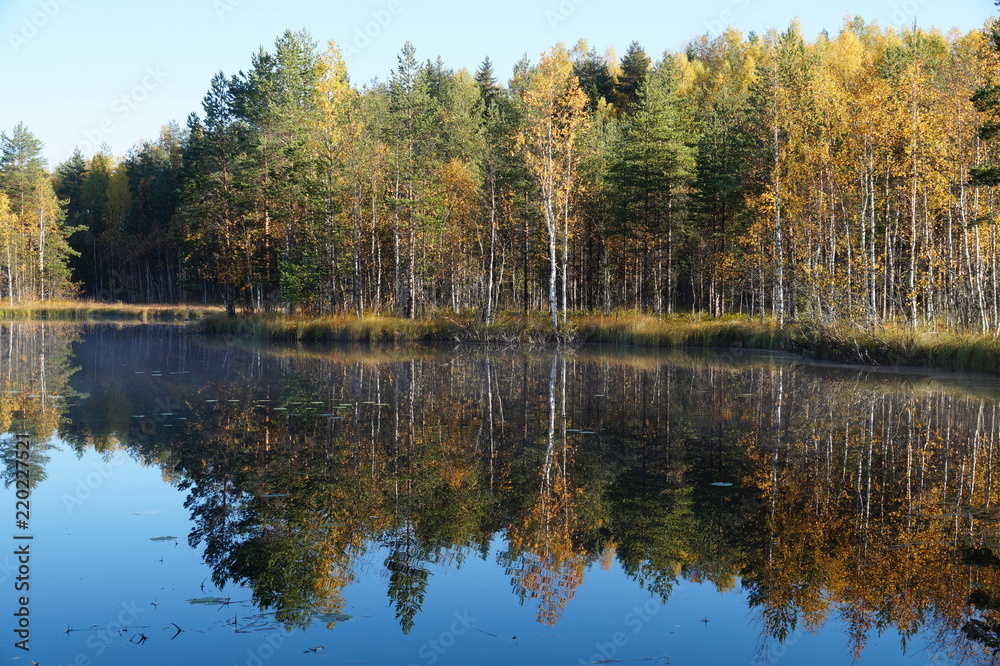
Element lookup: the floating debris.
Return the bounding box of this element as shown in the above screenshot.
[185,596,231,605]
[314,612,353,623]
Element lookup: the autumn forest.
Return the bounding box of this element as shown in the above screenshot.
[4,18,1000,331]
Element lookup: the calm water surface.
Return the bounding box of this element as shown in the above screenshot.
[3,323,1000,665]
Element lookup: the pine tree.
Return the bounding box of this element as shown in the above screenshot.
[475,57,501,109]
[54,150,88,289]
[607,53,696,313]
[571,41,615,111]
[614,42,652,115]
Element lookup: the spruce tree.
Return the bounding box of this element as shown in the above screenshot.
[613,42,652,115]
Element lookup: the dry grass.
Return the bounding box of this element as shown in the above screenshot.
[127,308,1000,375]
[573,313,784,349]
[790,320,1000,374]
[0,301,221,322]
[193,311,565,344]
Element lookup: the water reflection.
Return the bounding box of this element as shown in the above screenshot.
[6,323,1000,663]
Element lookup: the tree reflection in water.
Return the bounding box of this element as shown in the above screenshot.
[6,323,1000,662]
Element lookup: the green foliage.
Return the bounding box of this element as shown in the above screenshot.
[0,123,78,301]
[613,41,652,115]
[21,21,1000,337]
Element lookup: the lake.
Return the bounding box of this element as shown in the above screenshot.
[2,322,1000,665]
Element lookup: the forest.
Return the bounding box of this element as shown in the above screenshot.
[4,17,1000,331]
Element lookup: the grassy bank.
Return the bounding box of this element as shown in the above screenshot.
[192,311,560,344]
[193,311,1000,375]
[0,301,221,322]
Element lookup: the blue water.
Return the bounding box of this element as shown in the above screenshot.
[0,446,949,666]
[0,324,995,665]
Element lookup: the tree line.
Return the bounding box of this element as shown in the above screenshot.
[6,17,1000,330]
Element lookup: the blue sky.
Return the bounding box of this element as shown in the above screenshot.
[0,0,992,167]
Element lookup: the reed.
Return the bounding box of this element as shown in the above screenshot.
[184,310,1000,375]
[0,301,220,322]
[193,311,562,343]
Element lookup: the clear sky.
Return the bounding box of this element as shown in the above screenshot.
[0,0,992,167]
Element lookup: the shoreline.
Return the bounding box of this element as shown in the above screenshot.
[0,302,221,322]
[191,311,1000,375]
[4,304,1000,375]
